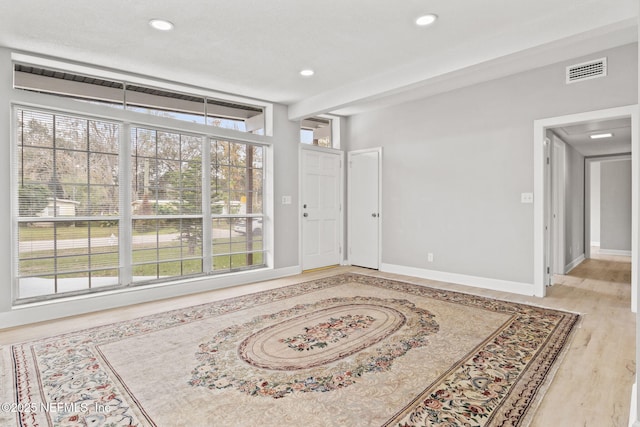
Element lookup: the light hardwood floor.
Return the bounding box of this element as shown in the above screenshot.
[0,255,634,426]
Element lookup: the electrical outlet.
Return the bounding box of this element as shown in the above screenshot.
[427,253,434,262]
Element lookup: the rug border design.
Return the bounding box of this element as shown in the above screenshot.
[8,273,579,427]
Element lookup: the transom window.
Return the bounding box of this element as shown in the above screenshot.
[14,64,265,133]
[300,116,333,148]
[15,107,267,302]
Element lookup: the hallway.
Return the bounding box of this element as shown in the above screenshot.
[563,249,631,284]
[537,250,633,426]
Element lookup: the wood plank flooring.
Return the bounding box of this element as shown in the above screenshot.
[0,256,634,426]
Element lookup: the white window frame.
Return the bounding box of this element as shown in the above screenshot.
[11,87,272,303]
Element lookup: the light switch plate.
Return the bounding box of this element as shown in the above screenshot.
[521,192,534,204]
[282,195,292,205]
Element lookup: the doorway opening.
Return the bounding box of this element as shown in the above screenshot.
[533,104,638,311]
[586,155,632,259]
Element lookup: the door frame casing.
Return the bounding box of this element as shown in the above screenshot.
[550,134,566,275]
[533,104,639,309]
[347,147,382,269]
[298,144,345,270]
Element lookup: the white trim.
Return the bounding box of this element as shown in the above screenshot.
[591,242,601,247]
[564,254,585,274]
[544,137,552,286]
[1,265,301,329]
[380,263,535,296]
[598,249,633,257]
[533,104,639,306]
[551,135,566,275]
[12,89,271,146]
[585,158,593,260]
[120,123,133,287]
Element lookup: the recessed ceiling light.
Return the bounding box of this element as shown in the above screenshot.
[300,69,315,77]
[416,14,438,27]
[590,133,613,139]
[149,19,174,31]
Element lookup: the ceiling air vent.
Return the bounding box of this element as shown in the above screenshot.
[566,57,607,84]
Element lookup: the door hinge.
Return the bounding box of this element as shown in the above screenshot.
[546,157,550,165]
[547,267,550,274]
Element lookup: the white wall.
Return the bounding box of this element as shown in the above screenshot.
[564,140,585,266]
[348,43,638,291]
[591,162,601,246]
[272,103,302,268]
[601,158,632,252]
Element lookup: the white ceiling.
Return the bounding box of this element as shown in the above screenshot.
[553,118,632,157]
[0,1,637,120]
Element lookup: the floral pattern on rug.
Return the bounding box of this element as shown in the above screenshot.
[189,297,439,398]
[8,273,579,427]
[280,314,376,352]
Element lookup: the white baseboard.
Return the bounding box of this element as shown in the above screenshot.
[0,265,302,329]
[598,249,632,257]
[564,254,585,274]
[591,242,600,247]
[380,263,535,296]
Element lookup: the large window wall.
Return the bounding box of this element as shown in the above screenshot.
[15,107,268,302]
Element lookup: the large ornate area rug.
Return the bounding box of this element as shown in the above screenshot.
[1,273,578,426]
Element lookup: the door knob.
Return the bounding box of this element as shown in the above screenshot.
[303,213,308,217]
[372,213,378,218]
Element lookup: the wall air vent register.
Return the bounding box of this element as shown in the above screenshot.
[566,57,607,84]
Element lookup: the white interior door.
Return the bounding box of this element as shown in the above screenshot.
[551,137,566,275]
[301,148,342,270]
[348,149,381,269]
[544,137,552,286]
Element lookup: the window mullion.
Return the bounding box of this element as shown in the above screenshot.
[120,123,133,286]
[202,137,212,273]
